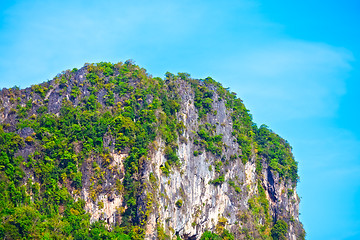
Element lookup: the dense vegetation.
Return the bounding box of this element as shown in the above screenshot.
[0,61,300,239]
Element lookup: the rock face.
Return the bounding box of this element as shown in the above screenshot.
[143,84,244,238]
[0,61,305,239]
[141,81,303,239]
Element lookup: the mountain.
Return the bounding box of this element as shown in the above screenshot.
[0,61,305,239]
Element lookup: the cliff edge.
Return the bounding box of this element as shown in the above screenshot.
[0,61,305,239]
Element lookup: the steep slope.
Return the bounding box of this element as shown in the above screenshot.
[0,61,305,239]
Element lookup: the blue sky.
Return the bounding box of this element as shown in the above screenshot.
[1,0,359,239]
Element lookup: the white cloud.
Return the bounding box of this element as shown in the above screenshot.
[0,0,210,88]
[218,40,353,121]
[0,1,354,125]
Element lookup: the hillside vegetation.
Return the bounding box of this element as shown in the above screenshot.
[0,61,303,239]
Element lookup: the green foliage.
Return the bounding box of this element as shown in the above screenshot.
[255,157,262,175]
[200,231,221,240]
[257,181,269,216]
[192,83,214,118]
[246,181,272,238]
[256,125,298,182]
[164,145,179,165]
[59,75,68,88]
[214,161,222,173]
[193,150,202,156]
[157,223,170,240]
[228,180,241,193]
[175,199,183,208]
[287,188,294,198]
[0,127,25,185]
[25,135,34,143]
[31,84,48,98]
[15,99,34,119]
[271,219,288,240]
[85,94,98,110]
[225,92,254,163]
[200,229,235,240]
[37,105,48,114]
[70,85,81,99]
[104,90,115,106]
[223,87,298,182]
[86,72,100,85]
[195,124,223,155]
[101,62,114,77]
[248,181,270,219]
[160,162,171,176]
[220,230,235,240]
[210,175,225,185]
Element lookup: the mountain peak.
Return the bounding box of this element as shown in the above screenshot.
[0,61,305,239]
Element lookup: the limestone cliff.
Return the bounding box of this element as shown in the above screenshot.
[0,61,305,239]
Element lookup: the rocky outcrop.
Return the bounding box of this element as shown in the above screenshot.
[137,80,303,239]
[0,62,304,239]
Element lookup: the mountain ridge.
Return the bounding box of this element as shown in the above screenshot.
[0,61,305,239]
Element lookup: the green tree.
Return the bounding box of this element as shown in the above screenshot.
[271,219,288,240]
